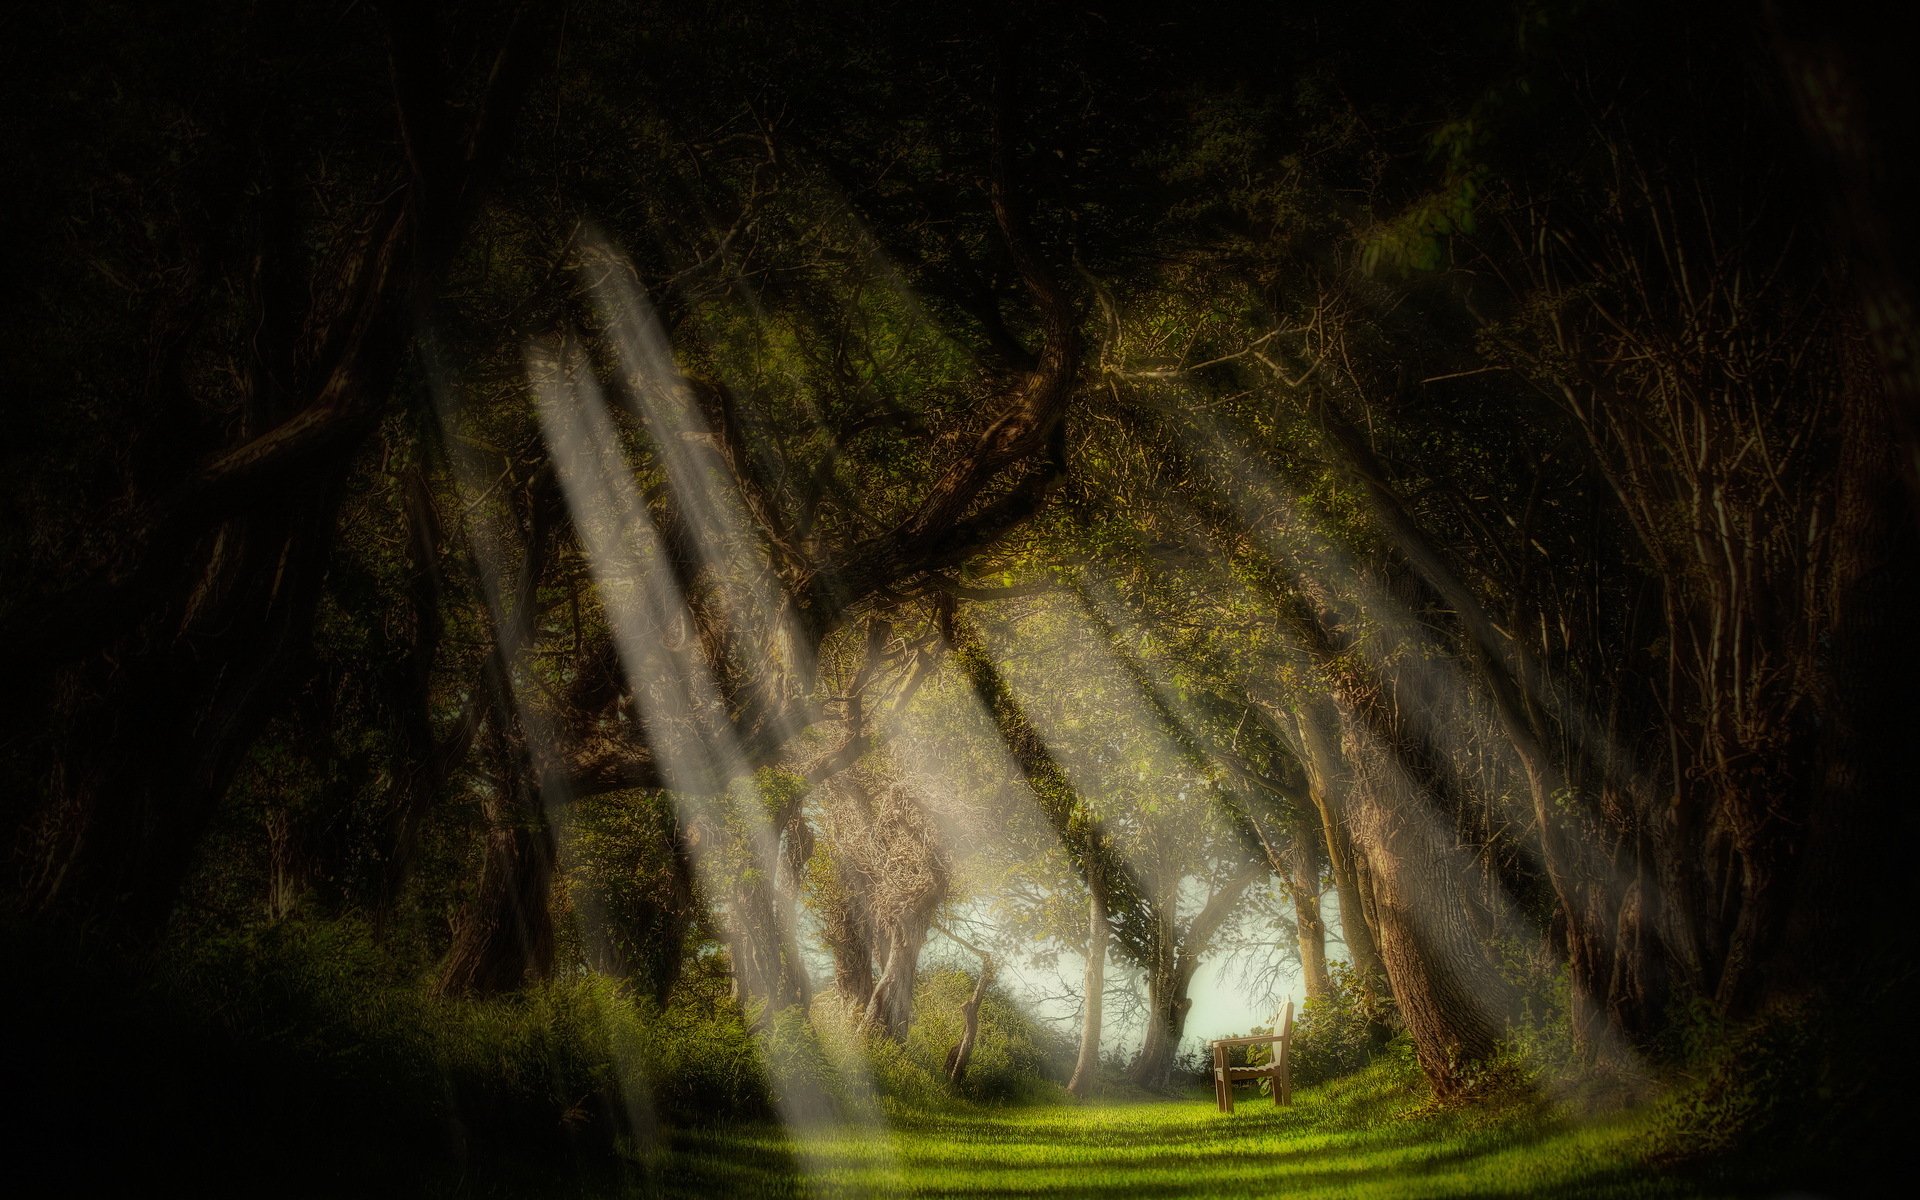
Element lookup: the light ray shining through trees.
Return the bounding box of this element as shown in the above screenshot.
[529,326,896,1177]
[432,369,662,1150]
[1159,408,1648,1072]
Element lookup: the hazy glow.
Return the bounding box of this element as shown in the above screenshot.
[430,372,659,1150]
[583,233,817,748]
[856,606,1279,1061]
[1162,404,1645,1071]
[528,284,894,1174]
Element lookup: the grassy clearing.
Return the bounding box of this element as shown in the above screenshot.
[7,929,1774,1198]
[640,1060,1730,1199]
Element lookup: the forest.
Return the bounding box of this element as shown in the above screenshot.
[3,1,1915,1196]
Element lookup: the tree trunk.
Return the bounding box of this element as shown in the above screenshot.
[24,497,338,937]
[1293,701,1387,991]
[865,904,935,1040]
[1275,586,1516,1095]
[722,867,811,1015]
[436,725,556,998]
[1286,807,1332,1001]
[11,12,556,939]
[1342,721,1513,1096]
[1130,959,1195,1091]
[1067,866,1108,1097]
[945,960,995,1085]
[824,890,878,1010]
[1126,864,1259,1091]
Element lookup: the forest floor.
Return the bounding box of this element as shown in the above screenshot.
[641,1060,1734,1199]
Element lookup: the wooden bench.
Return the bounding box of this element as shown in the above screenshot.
[1207,1000,1293,1113]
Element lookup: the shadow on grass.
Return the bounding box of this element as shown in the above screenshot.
[655,1103,1711,1200]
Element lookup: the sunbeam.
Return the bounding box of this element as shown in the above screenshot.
[430,366,662,1153]
[1152,402,1650,1072]
[529,322,898,1182]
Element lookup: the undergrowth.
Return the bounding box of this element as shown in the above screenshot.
[1,917,1851,1197]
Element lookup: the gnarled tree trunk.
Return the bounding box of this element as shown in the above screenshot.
[1129,958,1196,1092]
[1341,714,1513,1096]
[865,895,939,1040]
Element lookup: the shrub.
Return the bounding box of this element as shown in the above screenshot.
[1251,962,1401,1088]
[865,1020,956,1110]
[1649,996,1818,1165]
[7,915,798,1195]
[616,983,772,1126]
[903,966,1074,1104]
[559,792,692,1002]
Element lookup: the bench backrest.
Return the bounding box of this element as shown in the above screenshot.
[1273,999,1294,1040]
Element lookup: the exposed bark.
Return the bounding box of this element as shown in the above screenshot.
[1273,587,1515,1094]
[1292,699,1387,991]
[430,463,566,997]
[864,900,937,1040]
[1492,143,1848,1026]
[945,947,996,1086]
[545,69,1082,807]
[721,865,813,1015]
[1341,718,1510,1095]
[436,720,557,998]
[1285,806,1332,1002]
[1129,962,1196,1093]
[820,863,880,1010]
[1067,854,1109,1097]
[808,65,1079,636]
[1316,392,1662,1058]
[1127,863,1261,1090]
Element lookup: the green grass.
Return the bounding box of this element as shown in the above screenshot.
[639,1060,1733,1199]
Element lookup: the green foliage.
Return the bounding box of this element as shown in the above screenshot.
[1646,997,1819,1166]
[635,989,775,1125]
[1357,171,1480,275]
[561,791,691,998]
[903,967,1076,1104]
[756,1002,877,1118]
[6,2,1885,1190]
[1253,963,1404,1088]
[1495,938,1578,1078]
[168,917,778,1133]
[6,917,783,1194]
[862,1022,957,1111]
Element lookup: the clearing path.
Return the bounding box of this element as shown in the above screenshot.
[653,1064,1723,1198]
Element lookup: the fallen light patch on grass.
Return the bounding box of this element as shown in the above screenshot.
[640,1060,1734,1199]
